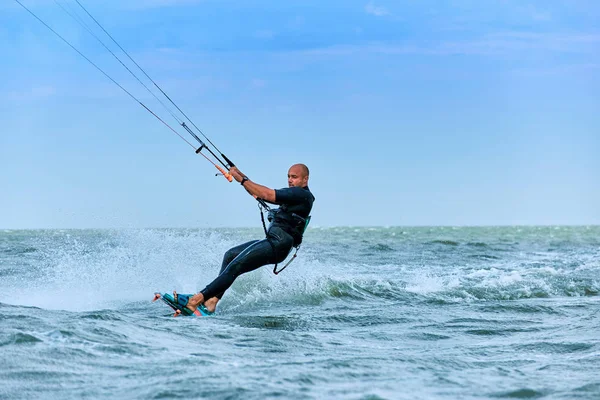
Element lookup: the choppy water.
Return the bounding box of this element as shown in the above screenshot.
[0,226,599,399]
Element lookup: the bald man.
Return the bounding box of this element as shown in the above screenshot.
[175,164,315,315]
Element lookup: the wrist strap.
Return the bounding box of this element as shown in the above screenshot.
[241,176,249,186]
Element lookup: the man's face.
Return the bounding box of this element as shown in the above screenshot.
[288,165,308,188]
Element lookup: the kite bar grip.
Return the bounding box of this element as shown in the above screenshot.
[215,165,233,182]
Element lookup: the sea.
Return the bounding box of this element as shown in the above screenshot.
[0,226,598,400]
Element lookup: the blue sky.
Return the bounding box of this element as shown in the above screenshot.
[1,0,599,228]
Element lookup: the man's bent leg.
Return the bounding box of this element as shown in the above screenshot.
[187,240,260,312]
[199,240,260,312]
[201,238,276,300]
[188,231,293,312]
[219,241,259,276]
[214,240,258,299]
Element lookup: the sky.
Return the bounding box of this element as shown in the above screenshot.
[1,0,599,228]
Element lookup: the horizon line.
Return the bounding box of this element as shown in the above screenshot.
[2,224,599,231]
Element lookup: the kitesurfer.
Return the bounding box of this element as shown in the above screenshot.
[174,163,314,314]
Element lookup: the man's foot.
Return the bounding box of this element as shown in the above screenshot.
[203,297,219,313]
[173,291,217,314]
[184,292,204,312]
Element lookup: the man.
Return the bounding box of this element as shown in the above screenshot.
[174,163,315,315]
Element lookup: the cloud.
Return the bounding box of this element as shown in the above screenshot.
[365,2,389,17]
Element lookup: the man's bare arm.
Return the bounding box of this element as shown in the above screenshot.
[229,167,276,202]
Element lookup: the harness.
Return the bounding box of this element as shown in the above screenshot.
[257,201,311,275]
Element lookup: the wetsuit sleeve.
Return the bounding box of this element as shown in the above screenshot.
[274,187,309,205]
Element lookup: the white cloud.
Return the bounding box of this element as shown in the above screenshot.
[365,2,389,17]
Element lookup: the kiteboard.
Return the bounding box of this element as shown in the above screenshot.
[152,292,213,317]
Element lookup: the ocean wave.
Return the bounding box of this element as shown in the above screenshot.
[0,332,43,346]
[403,264,600,301]
[491,388,547,399]
[2,228,599,314]
[428,240,460,246]
[219,264,600,310]
[1,247,38,255]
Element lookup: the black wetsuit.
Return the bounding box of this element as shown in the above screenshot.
[200,186,315,300]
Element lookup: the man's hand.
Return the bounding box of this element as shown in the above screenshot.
[229,166,245,183]
[228,166,276,202]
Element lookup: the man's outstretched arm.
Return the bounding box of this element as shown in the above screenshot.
[229,167,276,203]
